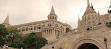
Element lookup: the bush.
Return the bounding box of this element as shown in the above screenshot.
[23,32,48,49]
[9,41,24,48]
[106,22,111,28]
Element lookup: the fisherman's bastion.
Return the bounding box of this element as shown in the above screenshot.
[1,0,111,49]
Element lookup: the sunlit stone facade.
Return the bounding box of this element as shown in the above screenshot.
[2,0,111,49]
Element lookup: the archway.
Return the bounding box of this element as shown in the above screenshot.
[70,36,105,49]
[66,28,70,33]
[78,43,99,49]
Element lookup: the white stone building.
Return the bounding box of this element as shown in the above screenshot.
[2,0,111,49]
[2,6,72,42]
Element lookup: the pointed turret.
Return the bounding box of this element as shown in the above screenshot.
[91,2,94,9]
[78,15,81,22]
[50,6,55,15]
[84,0,96,15]
[87,0,90,7]
[98,11,100,15]
[4,14,10,24]
[48,6,57,21]
[2,14,10,27]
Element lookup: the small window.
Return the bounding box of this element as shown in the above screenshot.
[26,27,28,31]
[30,28,33,30]
[22,27,25,31]
[88,15,90,20]
[87,28,90,30]
[92,15,94,19]
[55,24,58,27]
[34,26,36,30]
[38,27,41,29]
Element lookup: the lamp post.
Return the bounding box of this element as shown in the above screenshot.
[104,38,108,49]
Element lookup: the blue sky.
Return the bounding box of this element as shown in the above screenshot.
[0,0,110,28]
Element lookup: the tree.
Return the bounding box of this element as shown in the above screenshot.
[0,24,9,37]
[6,26,23,46]
[7,26,19,34]
[106,22,111,28]
[23,32,48,49]
[9,41,24,48]
[0,24,8,47]
[0,37,6,47]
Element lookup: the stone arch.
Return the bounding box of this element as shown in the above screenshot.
[78,43,99,49]
[70,36,105,49]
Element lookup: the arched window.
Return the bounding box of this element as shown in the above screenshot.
[52,17,54,19]
[34,26,36,30]
[26,27,28,31]
[89,22,91,25]
[48,24,51,26]
[85,16,86,21]
[66,28,70,33]
[50,17,51,19]
[22,27,25,31]
[92,21,94,26]
[88,15,90,20]
[30,28,33,30]
[55,24,58,27]
[92,15,94,19]
[37,27,41,29]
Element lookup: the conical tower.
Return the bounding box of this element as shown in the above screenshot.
[48,6,57,21]
[80,0,101,32]
[2,14,10,27]
[50,6,55,15]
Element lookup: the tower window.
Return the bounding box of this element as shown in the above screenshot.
[34,26,36,30]
[55,24,58,27]
[26,27,28,31]
[85,16,86,21]
[22,27,25,31]
[52,17,54,19]
[88,15,90,20]
[87,28,90,30]
[92,15,94,19]
[37,27,41,29]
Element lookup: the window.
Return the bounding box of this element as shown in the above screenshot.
[26,27,28,31]
[89,22,91,25]
[92,15,94,19]
[48,24,51,26]
[22,27,25,31]
[85,16,86,21]
[30,28,33,30]
[92,21,94,26]
[38,27,41,29]
[34,26,36,30]
[52,17,54,19]
[88,15,90,20]
[55,24,58,27]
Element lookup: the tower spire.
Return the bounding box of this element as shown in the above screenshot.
[50,6,55,14]
[91,2,94,9]
[4,14,10,24]
[78,15,81,22]
[2,14,10,27]
[87,0,90,6]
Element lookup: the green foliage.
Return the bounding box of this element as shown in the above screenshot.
[0,24,47,49]
[0,37,6,46]
[9,41,24,48]
[0,24,8,46]
[23,32,48,49]
[0,24,9,37]
[106,22,111,27]
[7,26,19,34]
[6,26,22,45]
